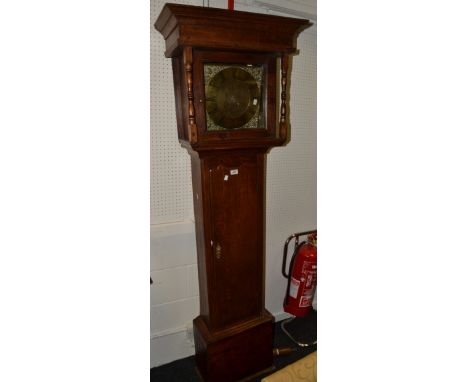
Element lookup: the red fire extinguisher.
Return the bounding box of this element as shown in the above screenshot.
[282,231,317,317]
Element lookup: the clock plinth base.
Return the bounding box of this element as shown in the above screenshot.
[193,312,274,382]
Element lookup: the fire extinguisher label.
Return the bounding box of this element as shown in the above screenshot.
[289,277,300,299]
[302,261,313,274]
[299,260,316,307]
[302,261,316,288]
[299,293,313,308]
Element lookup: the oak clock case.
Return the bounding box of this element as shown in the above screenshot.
[155,4,311,382]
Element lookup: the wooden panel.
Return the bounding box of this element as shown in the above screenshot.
[190,149,268,329]
[190,152,209,320]
[206,153,262,328]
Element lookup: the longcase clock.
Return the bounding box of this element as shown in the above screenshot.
[155,4,311,381]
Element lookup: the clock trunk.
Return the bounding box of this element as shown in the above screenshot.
[190,150,267,330]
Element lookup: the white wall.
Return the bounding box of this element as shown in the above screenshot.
[150,0,316,368]
[150,222,199,367]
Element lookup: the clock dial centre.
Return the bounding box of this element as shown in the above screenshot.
[218,77,251,118]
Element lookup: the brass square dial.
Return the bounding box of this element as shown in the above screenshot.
[204,64,265,131]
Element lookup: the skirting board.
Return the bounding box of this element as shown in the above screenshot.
[150,311,293,368]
